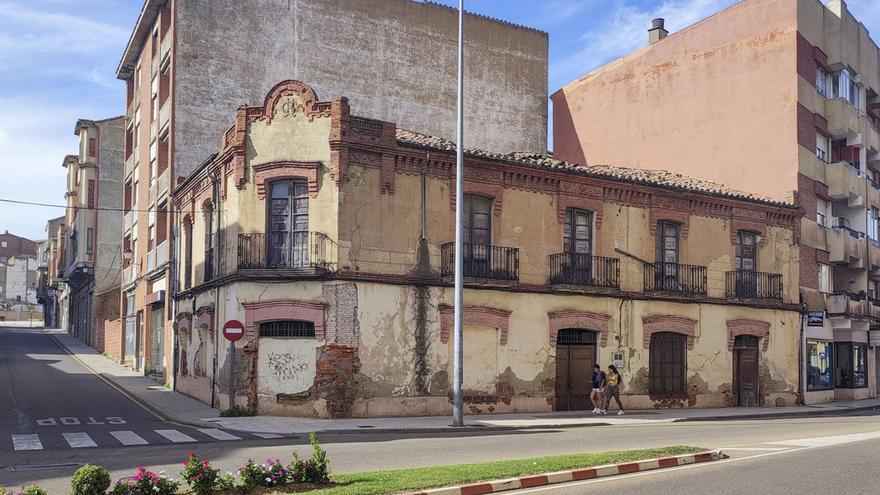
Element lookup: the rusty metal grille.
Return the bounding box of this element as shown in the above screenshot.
[556,329,597,345]
[258,320,315,338]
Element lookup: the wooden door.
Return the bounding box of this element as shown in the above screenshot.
[734,335,759,407]
[555,329,597,411]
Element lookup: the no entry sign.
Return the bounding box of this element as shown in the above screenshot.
[223,320,245,342]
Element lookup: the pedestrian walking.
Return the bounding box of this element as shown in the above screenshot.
[602,364,625,415]
[590,364,606,414]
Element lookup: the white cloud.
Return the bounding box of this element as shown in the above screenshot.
[549,0,737,90]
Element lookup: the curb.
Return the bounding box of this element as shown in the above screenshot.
[407,450,725,495]
[673,406,880,422]
[219,423,613,436]
[44,330,217,429]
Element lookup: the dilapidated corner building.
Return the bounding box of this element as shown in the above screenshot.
[172,81,802,418]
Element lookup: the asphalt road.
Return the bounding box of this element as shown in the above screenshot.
[3,325,880,494]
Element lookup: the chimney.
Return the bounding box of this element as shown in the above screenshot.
[648,18,668,44]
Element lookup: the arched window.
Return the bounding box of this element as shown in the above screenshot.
[183,217,192,290]
[649,332,687,395]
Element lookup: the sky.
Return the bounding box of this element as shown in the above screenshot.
[1,0,879,241]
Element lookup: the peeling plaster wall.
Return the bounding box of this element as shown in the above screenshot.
[257,338,320,396]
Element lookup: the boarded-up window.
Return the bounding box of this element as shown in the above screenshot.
[259,320,315,338]
[649,332,687,395]
[87,180,96,209]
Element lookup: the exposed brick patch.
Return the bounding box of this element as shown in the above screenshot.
[547,310,611,347]
[314,344,361,419]
[797,103,817,152]
[242,299,328,351]
[438,305,512,345]
[727,319,771,351]
[796,32,817,85]
[322,283,359,345]
[642,315,697,350]
[253,162,321,199]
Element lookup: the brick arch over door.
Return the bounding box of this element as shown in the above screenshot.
[242,299,328,351]
[726,319,770,351]
[547,310,611,347]
[438,305,511,345]
[642,315,697,350]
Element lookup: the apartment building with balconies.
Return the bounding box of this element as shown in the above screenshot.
[61,117,124,355]
[116,0,548,384]
[552,0,880,405]
[170,80,801,417]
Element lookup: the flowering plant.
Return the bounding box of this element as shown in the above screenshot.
[0,485,47,495]
[180,453,219,495]
[108,467,178,495]
[237,458,289,488]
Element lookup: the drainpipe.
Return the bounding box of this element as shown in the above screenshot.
[170,220,179,392]
[798,298,807,406]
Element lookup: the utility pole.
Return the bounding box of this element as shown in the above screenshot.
[452,0,465,427]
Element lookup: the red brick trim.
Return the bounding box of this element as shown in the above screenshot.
[194,305,213,333]
[253,161,320,199]
[796,32,816,85]
[261,80,320,125]
[814,113,829,136]
[813,46,828,69]
[797,103,817,152]
[649,200,690,239]
[242,299,328,351]
[438,305,512,345]
[547,310,611,347]
[726,319,770,351]
[642,315,697,350]
[450,173,504,216]
[729,219,769,247]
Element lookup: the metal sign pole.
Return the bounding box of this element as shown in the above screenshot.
[228,341,235,409]
[452,0,465,428]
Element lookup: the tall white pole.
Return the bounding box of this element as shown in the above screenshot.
[452,0,465,427]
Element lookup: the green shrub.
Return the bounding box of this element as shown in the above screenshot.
[71,464,112,495]
[305,432,331,484]
[180,453,219,495]
[213,472,236,492]
[20,485,48,495]
[108,467,177,495]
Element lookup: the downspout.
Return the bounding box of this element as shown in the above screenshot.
[212,178,222,409]
[170,218,179,392]
[798,296,806,406]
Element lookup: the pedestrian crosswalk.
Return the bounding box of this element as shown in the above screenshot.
[8,428,270,452]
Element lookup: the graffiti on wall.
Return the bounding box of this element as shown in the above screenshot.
[257,339,318,395]
[267,352,310,381]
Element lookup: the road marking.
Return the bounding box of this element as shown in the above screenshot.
[715,447,792,451]
[155,429,197,443]
[110,431,149,446]
[772,430,880,448]
[197,428,241,441]
[12,434,43,451]
[63,432,97,448]
[252,433,283,439]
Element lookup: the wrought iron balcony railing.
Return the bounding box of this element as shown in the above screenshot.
[549,253,619,289]
[441,242,519,283]
[237,232,337,272]
[725,270,783,302]
[643,262,707,296]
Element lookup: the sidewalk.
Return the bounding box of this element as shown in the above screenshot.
[44,328,880,435]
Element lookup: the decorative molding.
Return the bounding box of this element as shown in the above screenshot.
[547,310,611,347]
[194,306,214,332]
[253,161,321,199]
[242,299,328,352]
[438,305,512,346]
[726,319,771,351]
[649,199,691,239]
[449,180,504,217]
[642,315,698,350]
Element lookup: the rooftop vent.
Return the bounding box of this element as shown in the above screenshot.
[649,18,668,44]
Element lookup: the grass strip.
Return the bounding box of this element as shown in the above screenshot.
[279,445,704,495]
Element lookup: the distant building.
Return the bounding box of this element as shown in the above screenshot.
[171,80,801,417]
[38,216,65,328]
[0,231,40,321]
[0,230,37,265]
[61,117,125,356]
[117,0,549,384]
[552,0,880,404]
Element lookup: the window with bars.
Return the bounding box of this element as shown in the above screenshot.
[649,332,687,395]
[556,328,597,345]
[258,320,316,338]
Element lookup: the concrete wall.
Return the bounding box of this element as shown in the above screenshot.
[552,0,799,203]
[173,0,548,178]
[96,118,125,295]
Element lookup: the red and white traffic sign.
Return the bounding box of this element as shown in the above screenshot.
[223,320,245,342]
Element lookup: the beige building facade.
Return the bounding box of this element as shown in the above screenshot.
[172,80,802,417]
[552,0,880,405]
[117,0,548,385]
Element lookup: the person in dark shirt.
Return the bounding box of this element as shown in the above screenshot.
[590,364,607,414]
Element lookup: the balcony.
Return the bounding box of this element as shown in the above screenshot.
[870,297,880,319]
[146,240,169,274]
[825,97,861,139]
[826,160,865,207]
[157,168,170,199]
[869,177,880,208]
[549,253,619,290]
[122,264,138,286]
[724,270,783,302]
[643,262,707,296]
[159,31,172,71]
[124,153,136,179]
[158,99,171,135]
[869,238,880,270]
[827,223,866,267]
[826,292,869,318]
[237,232,337,275]
[123,210,136,232]
[441,242,519,285]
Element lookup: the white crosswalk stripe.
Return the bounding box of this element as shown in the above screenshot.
[197,428,241,441]
[63,432,97,448]
[110,430,149,446]
[155,429,197,443]
[12,434,42,451]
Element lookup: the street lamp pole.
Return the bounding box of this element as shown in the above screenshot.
[452,0,465,427]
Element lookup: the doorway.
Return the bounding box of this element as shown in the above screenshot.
[149,305,165,378]
[733,335,759,406]
[268,179,310,268]
[555,329,597,411]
